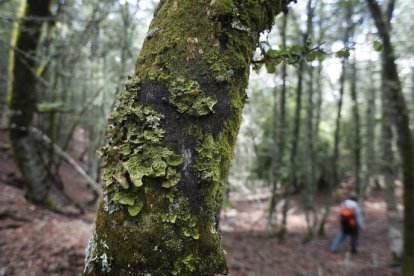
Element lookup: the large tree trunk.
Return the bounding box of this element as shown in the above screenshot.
[85,0,290,274]
[7,0,52,204]
[381,101,402,261]
[367,0,414,274]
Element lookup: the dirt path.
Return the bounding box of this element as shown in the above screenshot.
[221,193,400,275]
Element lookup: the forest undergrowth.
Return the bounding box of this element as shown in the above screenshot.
[0,130,400,276]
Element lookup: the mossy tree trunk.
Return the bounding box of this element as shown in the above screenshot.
[367,0,414,274]
[7,0,52,205]
[85,0,291,274]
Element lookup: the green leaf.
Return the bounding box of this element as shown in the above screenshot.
[306,52,317,62]
[335,48,350,59]
[265,63,276,74]
[373,41,383,52]
[316,50,326,62]
[266,49,279,58]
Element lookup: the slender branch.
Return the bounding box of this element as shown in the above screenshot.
[252,45,324,65]
[386,0,396,24]
[30,127,103,195]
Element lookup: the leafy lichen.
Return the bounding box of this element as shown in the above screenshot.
[172,254,199,275]
[99,86,183,217]
[168,76,218,116]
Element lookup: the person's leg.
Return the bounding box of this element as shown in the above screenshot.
[331,230,345,252]
[350,232,359,253]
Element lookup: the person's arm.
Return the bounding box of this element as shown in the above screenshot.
[354,205,365,230]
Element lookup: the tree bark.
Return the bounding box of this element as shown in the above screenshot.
[85,0,291,274]
[362,57,377,197]
[302,0,319,242]
[288,57,304,195]
[7,0,52,205]
[276,14,289,241]
[381,102,402,261]
[350,59,362,202]
[268,14,288,238]
[367,0,414,273]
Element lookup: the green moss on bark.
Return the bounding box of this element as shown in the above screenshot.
[402,255,414,276]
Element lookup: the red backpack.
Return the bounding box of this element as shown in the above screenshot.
[340,207,357,233]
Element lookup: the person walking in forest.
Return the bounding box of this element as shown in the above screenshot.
[331,192,365,253]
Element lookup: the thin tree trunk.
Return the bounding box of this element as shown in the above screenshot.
[322,22,351,233]
[268,14,288,238]
[7,0,52,205]
[332,2,353,191]
[267,67,280,236]
[302,0,319,242]
[276,14,289,241]
[350,59,362,202]
[288,60,304,197]
[281,50,304,242]
[362,57,377,197]
[85,0,291,274]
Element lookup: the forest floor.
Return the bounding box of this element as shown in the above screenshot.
[0,129,401,276]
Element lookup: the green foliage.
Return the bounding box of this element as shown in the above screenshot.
[258,39,327,71]
[335,48,351,58]
[373,40,383,52]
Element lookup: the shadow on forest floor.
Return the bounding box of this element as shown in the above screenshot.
[0,130,401,275]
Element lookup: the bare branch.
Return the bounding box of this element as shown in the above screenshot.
[30,127,103,195]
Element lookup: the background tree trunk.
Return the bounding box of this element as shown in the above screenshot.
[362,57,377,198]
[367,0,414,274]
[350,58,362,202]
[276,14,289,241]
[85,0,291,274]
[268,14,288,238]
[7,0,52,205]
[381,102,402,261]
